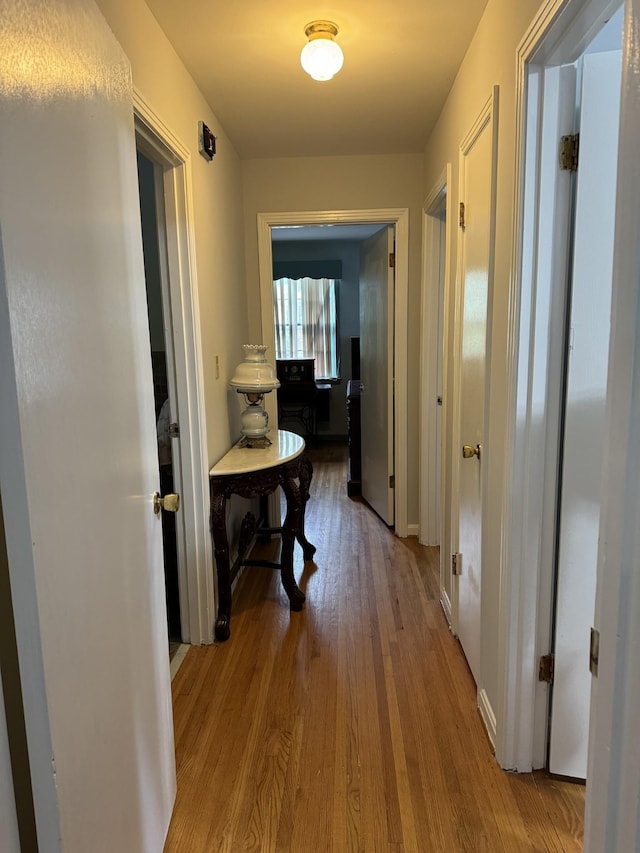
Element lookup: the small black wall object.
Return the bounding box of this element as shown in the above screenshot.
[198,121,216,161]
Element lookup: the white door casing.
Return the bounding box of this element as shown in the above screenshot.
[549,47,622,780]
[360,226,395,525]
[455,89,499,693]
[257,209,410,537]
[0,2,176,849]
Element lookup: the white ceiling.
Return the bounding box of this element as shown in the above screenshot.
[144,0,489,159]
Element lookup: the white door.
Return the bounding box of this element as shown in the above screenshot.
[360,226,395,525]
[456,93,498,686]
[549,47,622,779]
[0,1,176,850]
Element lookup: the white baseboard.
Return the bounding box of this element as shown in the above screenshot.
[440,591,454,632]
[407,523,420,537]
[170,644,189,681]
[478,687,497,750]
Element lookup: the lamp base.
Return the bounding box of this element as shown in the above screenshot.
[238,434,273,449]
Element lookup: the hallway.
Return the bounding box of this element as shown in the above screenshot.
[165,444,584,852]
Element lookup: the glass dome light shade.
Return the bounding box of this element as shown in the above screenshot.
[301,22,344,81]
[229,344,280,394]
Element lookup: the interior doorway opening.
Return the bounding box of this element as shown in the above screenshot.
[133,95,214,650]
[257,209,410,538]
[136,150,182,650]
[420,165,452,625]
[501,0,624,779]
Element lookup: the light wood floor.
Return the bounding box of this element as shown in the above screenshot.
[165,442,584,852]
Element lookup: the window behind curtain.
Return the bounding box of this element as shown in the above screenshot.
[273,277,339,380]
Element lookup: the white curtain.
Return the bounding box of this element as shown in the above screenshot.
[273,277,338,379]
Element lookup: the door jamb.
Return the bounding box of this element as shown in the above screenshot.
[134,90,214,645]
[257,208,410,538]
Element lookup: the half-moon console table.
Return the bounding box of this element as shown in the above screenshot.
[209,430,316,641]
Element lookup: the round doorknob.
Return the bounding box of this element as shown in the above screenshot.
[153,491,180,515]
[462,444,481,460]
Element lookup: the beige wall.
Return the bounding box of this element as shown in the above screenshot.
[423,0,544,717]
[96,0,249,466]
[242,154,424,523]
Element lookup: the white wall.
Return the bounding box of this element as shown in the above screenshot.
[242,154,424,524]
[96,0,250,465]
[422,0,544,716]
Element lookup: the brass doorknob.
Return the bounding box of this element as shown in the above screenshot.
[153,491,180,515]
[462,444,481,460]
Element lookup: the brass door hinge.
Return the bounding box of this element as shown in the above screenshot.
[459,202,466,230]
[168,422,180,438]
[452,552,461,576]
[559,134,579,171]
[590,627,600,676]
[389,251,396,268]
[538,653,555,684]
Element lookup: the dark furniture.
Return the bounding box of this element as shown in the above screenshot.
[347,379,362,496]
[209,430,316,641]
[276,358,318,441]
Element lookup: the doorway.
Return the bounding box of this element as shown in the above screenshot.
[547,12,623,780]
[136,150,181,650]
[420,166,452,622]
[500,0,624,776]
[257,209,410,538]
[133,96,214,648]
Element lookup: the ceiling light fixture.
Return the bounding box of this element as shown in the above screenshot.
[300,20,344,82]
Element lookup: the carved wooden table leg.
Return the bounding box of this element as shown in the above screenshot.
[210,484,232,641]
[297,452,317,561]
[280,470,306,611]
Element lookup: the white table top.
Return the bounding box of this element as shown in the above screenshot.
[210,430,305,477]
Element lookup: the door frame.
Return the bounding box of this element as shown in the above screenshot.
[419,166,452,609]
[257,208,410,538]
[134,91,214,645]
[498,0,622,772]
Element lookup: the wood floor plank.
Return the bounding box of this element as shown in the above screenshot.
[164,442,584,852]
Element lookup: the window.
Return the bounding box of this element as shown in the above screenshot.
[273,276,339,379]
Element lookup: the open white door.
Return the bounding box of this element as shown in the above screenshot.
[0,1,176,849]
[456,91,498,687]
[360,226,395,525]
[549,46,622,779]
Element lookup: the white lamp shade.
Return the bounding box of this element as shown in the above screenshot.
[229,344,280,393]
[300,38,344,81]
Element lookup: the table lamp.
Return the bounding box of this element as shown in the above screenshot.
[229,344,280,447]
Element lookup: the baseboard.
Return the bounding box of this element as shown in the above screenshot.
[407,523,419,536]
[478,687,497,750]
[440,590,453,632]
[170,644,189,680]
